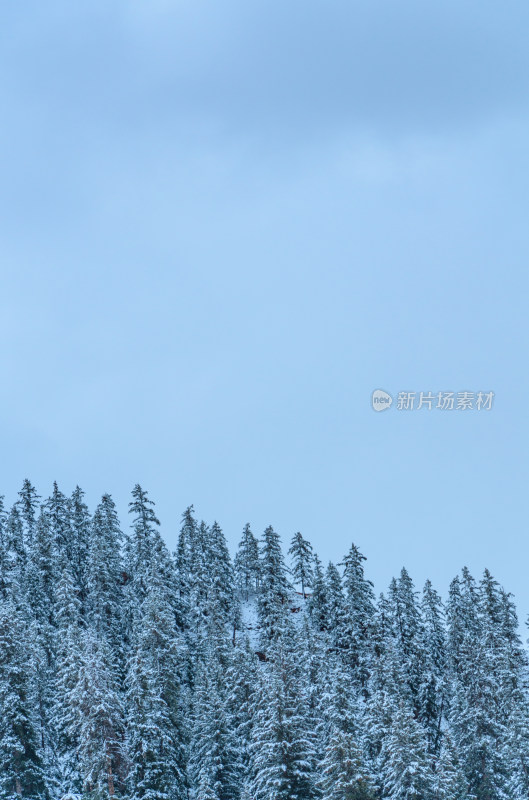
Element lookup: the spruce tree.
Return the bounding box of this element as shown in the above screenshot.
[25,510,56,791]
[17,479,41,551]
[44,482,72,574]
[308,555,328,632]
[69,486,92,615]
[431,735,468,800]
[87,494,125,666]
[72,631,127,799]
[0,599,46,799]
[340,543,375,690]
[325,562,348,658]
[249,618,318,800]
[127,485,165,613]
[51,568,84,796]
[498,588,529,798]
[190,659,241,800]
[4,504,27,595]
[175,505,197,608]
[378,700,434,800]
[448,569,511,800]
[257,526,290,647]
[0,495,7,598]
[26,509,55,638]
[225,639,259,798]
[234,524,260,601]
[419,580,447,754]
[318,663,374,800]
[288,532,314,599]
[208,521,237,628]
[388,569,426,710]
[125,556,187,800]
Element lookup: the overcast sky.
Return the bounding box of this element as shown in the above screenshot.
[1,1,528,617]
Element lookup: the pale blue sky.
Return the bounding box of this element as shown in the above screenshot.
[1,2,528,616]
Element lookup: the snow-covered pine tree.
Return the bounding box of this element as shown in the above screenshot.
[319,727,375,800]
[69,486,92,617]
[51,568,84,797]
[288,531,314,599]
[504,699,529,800]
[126,485,165,612]
[125,550,187,800]
[369,592,397,691]
[154,531,185,634]
[189,656,241,800]
[26,508,55,637]
[0,599,47,799]
[87,493,125,667]
[181,518,210,666]
[298,611,328,768]
[249,616,318,800]
[175,505,197,609]
[325,562,348,659]
[448,569,511,800]
[308,555,328,632]
[449,665,510,800]
[234,524,260,601]
[364,622,408,778]
[318,662,374,800]
[208,521,237,627]
[418,580,447,754]
[72,630,127,799]
[496,587,529,798]
[189,519,209,612]
[24,508,57,789]
[188,526,241,795]
[44,482,73,575]
[225,638,260,798]
[3,504,27,595]
[388,569,426,712]
[0,495,7,599]
[340,543,375,691]
[17,479,41,551]
[378,699,434,800]
[430,734,468,800]
[257,526,291,648]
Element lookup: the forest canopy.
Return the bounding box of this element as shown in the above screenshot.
[0,480,527,800]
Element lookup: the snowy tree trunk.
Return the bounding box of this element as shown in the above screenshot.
[106,750,115,797]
